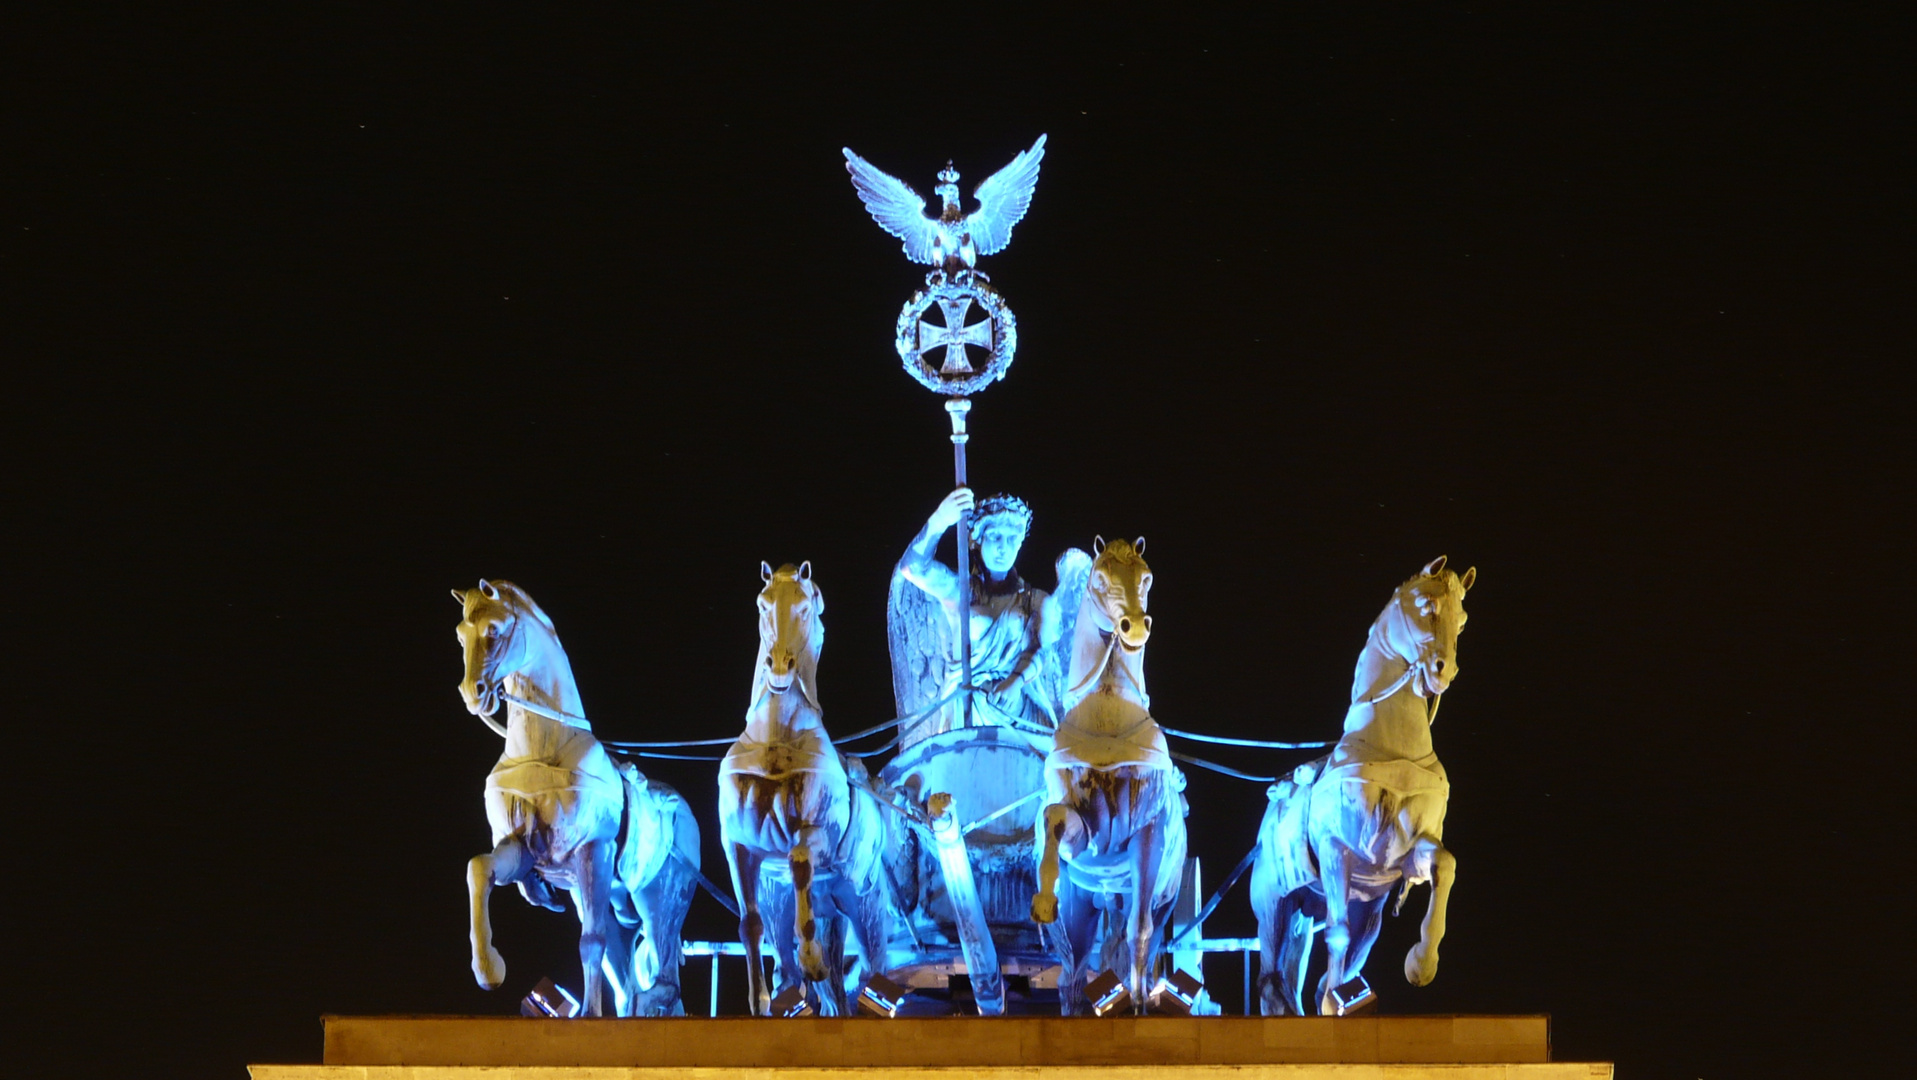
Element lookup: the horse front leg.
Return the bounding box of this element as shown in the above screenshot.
[467,836,529,990]
[573,839,618,1017]
[1404,840,1456,987]
[790,825,830,982]
[1317,842,1356,1015]
[1126,818,1163,1014]
[1031,802,1073,924]
[724,841,770,1016]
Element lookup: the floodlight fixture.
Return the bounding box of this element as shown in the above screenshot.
[1328,974,1375,1016]
[1150,969,1206,1016]
[520,977,579,1019]
[769,984,815,1018]
[856,973,910,1018]
[1085,970,1133,1017]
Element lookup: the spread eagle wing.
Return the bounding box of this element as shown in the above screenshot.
[887,557,956,749]
[1044,545,1093,719]
[965,133,1047,257]
[843,148,943,265]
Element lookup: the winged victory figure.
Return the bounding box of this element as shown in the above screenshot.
[843,135,1047,273]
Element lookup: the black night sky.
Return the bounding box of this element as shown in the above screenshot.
[11,7,1907,1079]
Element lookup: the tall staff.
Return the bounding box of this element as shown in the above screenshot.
[946,398,974,724]
[843,136,1046,727]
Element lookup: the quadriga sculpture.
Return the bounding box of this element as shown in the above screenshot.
[1030,537,1189,1014]
[719,562,892,1016]
[453,579,702,1017]
[1250,557,1475,1016]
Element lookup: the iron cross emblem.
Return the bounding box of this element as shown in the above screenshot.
[918,293,995,374]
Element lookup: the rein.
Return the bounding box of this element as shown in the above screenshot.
[1064,602,1148,707]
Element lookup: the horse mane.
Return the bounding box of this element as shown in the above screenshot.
[483,580,556,630]
[1092,538,1144,572]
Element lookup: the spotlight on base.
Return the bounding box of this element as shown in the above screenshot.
[520,977,580,1019]
[1085,970,1133,1017]
[1150,969,1207,1016]
[1328,974,1375,1016]
[856,973,910,1018]
[769,984,815,1018]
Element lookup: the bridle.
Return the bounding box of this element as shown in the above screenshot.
[750,587,820,713]
[1065,581,1150,706]
[466,601,593,734]
[1359,586,1448,726]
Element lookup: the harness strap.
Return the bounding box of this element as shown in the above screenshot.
[500,690,591,727]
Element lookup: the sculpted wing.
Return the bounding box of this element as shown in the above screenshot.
[887,560,954,747]
[843,148,943,265]
[966,134,1047,257]
[1045,546,1093,717]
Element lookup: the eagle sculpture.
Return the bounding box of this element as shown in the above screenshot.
[842,135,1047,272]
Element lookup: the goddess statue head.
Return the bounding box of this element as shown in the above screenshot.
[969,493,1033,577]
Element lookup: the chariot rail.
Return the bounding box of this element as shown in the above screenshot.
[678,937,1266,1017]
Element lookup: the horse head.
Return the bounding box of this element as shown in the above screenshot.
[755,561,825,710]
[1088,536,1153,653]
[451,578,550,717]
[1384,556,1476,698]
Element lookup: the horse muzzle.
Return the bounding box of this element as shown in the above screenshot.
[1115,613,1152,652]
[1418,658,1454,697]
[460,678,501,717]
[764,650,798,692]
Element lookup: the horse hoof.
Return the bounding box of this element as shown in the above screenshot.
[472,948,506,990]
[1031,893,1058,924]
[1404,944,1439,986]
[799,941,827,981]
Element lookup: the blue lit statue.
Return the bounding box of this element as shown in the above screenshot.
[1250,558,1475,1016]
[844,135,1045,274]
[452,580,702,1017]
[1029,537,1190,1015]
[889,488,1060,746]
[717,563,894,1017]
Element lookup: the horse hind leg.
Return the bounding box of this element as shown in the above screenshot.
[1049,883,1098,1016]
[812,891,851,1016]
[1274,892,1320,1016]
[723,841,771,1016]
[849,878,892,991]
[572,838,620,1018]
[1342,891,1389,982]
[466,836,531,990]
[1126,818,1164,1013]
[1317,843,1358,1015]
[633,854,698,1016]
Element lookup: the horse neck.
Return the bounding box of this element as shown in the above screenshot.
[743,682,826,741]
[1340,604,1433,759]
[503,619,589,748]
[1063,593,1150,728]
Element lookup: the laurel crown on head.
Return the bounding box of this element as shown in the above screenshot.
[969,493,1033,545]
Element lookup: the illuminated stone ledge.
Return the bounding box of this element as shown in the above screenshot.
[246,1015,1611,1077]
[255,1069,1610,1080]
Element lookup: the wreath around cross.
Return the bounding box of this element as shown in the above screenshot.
[894,272,1018,397]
